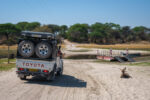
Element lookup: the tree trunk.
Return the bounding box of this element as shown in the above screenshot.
[8,45,10,64]
[7,34,10,64]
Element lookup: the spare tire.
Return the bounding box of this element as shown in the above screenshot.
[18,40,34,58]
[35,42,52,59]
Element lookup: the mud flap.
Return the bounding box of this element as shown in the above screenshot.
[46,64,56,81]
[18,74,24,78]
[18,74,26,80]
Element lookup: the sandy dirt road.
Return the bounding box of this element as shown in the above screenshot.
[0,59,150,100]
[0,40,150,100]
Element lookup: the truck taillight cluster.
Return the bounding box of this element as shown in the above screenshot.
[43,70,49,73]
[18,68,24,71]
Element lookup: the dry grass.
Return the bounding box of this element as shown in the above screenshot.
[77,44,150,50]
[129,62,150,66]
[0,45,17,58]
[60,44,66,49]
[67,49,90,52]
[0,63,16,71]
[0,58,16,71]
[0,45,17,50]
[0,44,65,50]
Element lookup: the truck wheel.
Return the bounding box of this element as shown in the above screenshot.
[46,64,56,81]
[35,42,52,59]
[18,40,34,58]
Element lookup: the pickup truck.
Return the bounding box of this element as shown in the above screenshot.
[16,31,63,81]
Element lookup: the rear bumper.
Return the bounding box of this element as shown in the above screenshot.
[16,71,49,77]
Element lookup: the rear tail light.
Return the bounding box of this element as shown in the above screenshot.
[18,68,24,71]
[43,70,49,73]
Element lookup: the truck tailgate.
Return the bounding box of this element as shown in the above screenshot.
[16,59,55,70]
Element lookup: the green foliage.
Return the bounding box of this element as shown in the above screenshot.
[0,21,150,45]
[25,22,40,30]
[89,23,108,43]
[0,23,21,44]
[66,22,150,44]
[0,23,21,36]
[17,22,40,31]
[59,25,68,38]
[132,26,150,40]
[16,22,29,30]
[121,26,133,42]
[47,24,60,33]
[67,24,89,42]
[33,25,52,33]
[88,22,121,44]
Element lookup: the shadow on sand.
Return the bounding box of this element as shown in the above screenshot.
[24,74,87,88]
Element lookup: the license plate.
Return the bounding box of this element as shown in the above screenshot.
[29,69,38,72]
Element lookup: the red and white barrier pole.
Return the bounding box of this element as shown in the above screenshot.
[126,48,129,55]
[97,50,99,55]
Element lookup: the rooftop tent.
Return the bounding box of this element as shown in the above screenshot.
[21,31,55,39]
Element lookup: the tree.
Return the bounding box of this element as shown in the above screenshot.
[121,26,133,43]
[26,22,40,31]
[89,31,104,43]
[105,23,121,30]
[0,23,21,63]
[17,22,40,31]
[104,23,121,43]
[132,26,149,40]
[16,22,29,30]
[0,23,21,41]
[33,25,52,33]
[89,23,109,44]
[109,30,121,43]
[67,24,89,42]
[47,24,60,33]
[59,25,68,38]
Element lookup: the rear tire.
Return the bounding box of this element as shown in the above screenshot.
[35,42,52,59]
[18,40,34,58]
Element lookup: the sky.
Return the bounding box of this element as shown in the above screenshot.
[0,0,150,27]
